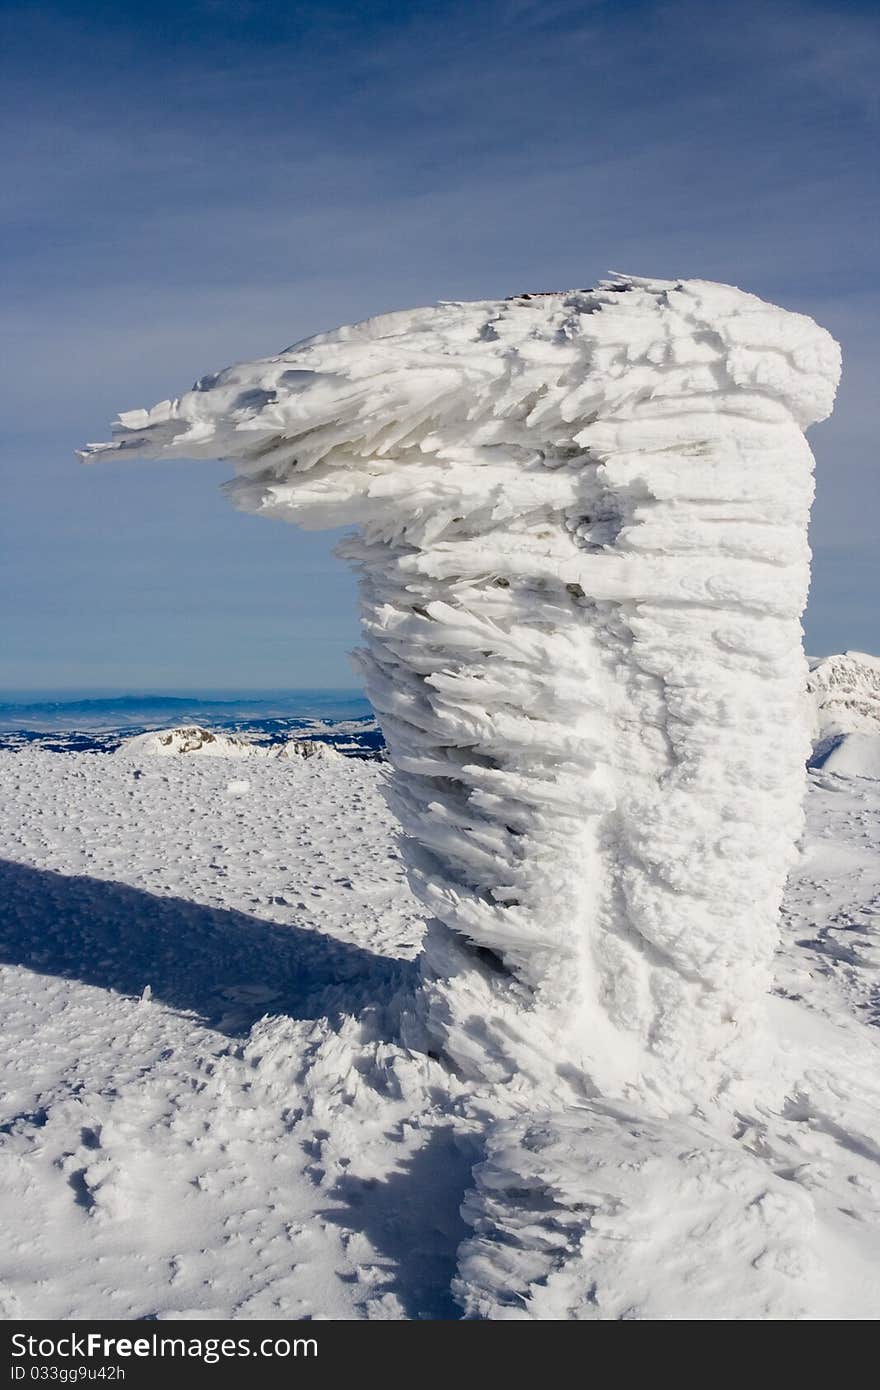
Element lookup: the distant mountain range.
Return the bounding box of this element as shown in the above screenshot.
[0,691,382,758]
[0,690,371,729]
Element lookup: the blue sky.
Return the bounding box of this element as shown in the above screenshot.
[1,0,877,692]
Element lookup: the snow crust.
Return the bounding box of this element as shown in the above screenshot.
[84,275,840,1111]
[116,725,341,760]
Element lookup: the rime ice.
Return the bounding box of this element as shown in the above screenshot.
[83,275,841,1108]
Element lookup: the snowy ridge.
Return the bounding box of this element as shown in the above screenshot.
[808,653,880,780]
[115,726,342,760]
[806,650,878,783]
[811,735,880,781]
[809,651,880,738]
[84,275,841,1112]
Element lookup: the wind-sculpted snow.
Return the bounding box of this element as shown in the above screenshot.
[83,276,840,1110]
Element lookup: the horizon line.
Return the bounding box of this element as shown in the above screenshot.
[0,687,368,701]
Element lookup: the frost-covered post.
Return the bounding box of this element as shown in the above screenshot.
[83,277,840,1108]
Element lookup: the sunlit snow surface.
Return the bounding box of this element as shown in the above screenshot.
[0,747,878,1319]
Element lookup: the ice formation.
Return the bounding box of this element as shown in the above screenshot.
[83,276,840,1109]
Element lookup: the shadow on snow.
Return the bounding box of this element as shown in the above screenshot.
[0,857,415,1037]
[321,1125,477,1320]
[0,858,474,1319]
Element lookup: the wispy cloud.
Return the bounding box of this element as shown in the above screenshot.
[1,0,877,685]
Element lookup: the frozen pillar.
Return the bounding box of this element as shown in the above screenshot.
[82,277,840,1107]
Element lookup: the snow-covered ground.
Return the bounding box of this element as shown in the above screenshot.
[1,739,878,1319]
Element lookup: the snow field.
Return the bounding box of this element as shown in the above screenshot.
[1,747,879,1318]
